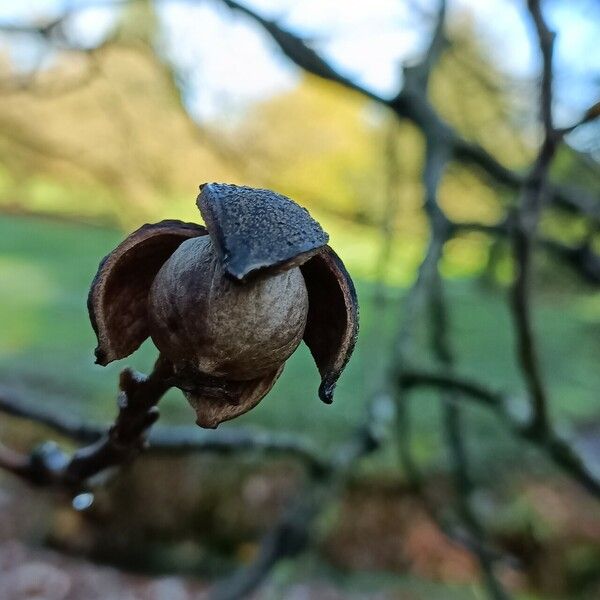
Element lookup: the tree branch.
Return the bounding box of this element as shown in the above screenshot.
[0,355,174,487]
[390,19,511,589]
[403,0,447,92]
[454,219,600,284]
[424,143,510,598]
[216,0,599,225]
[528,0,555,134]
[0,384,328,478]
[557,100,600,136]
[210,484,322,600]
[399,368,600,499]
[509,0,559,434]
[1,0,597,220]
[218,0,383,104]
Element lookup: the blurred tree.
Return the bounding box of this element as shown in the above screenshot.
[0,1,540,245]
[0,0,236,227]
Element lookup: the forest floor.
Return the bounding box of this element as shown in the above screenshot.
[0,473,507,600]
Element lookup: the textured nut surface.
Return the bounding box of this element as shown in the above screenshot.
[148,236,309,380]
[197,182,328,280]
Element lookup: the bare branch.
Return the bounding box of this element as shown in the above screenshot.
[424,138,510,598]
[400,369,500,406]
[508,0,560,434]
[210,484,322,600]
[0,385,328,476]
[0,355,172,487]
[395,392,513,570]
[216,0,598,225]
[218,0,383,104]
[528,0,555,135]
[442,388,511,600]
[0,0,596,222]
[403,0,447,92]
[380,61,509,569]
[384,59,513,596]
[454,219,600,285]
[510,217,551,433]
[399,369,600,498]
[0,387,102,444]
[557,100,600,136]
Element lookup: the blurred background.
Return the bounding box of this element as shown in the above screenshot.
[0,0,599,598]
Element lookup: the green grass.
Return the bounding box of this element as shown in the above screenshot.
[1,215,599,478]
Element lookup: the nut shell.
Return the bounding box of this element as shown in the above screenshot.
[148,236,309,380]
[88,220,207,365]
[197,182,328,280]
[301,246,359,403]
[183,366,285,428]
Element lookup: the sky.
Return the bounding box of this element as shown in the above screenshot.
[0,0,598,127]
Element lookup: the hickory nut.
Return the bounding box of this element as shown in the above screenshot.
[88,183,359,428]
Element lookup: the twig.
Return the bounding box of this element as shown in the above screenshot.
[398,369,600,499]
[210,484,323,600]
[528,0,555,135]
[403,0,447,92]
[431,274,510,600]
[0,362,385,599]
[213,0,599,225]
[389,8,511,595]
[556,100,600,136]
[378,31,507,563]
[0,355,173,487]
[508,0,558,435]
[443,398,510,599]
[427,156,510,598]
[395,351,511,569]
[454,220,600,285]
[0,0,596,222]
[0,386,328,475]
